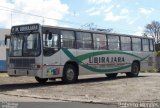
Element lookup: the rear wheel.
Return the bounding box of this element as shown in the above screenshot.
[62,64,78,84]
[126,62,139,77]
[105,73,118,78]
[35,76,48,83]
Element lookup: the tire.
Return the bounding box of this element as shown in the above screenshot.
[35,76,48,83]
[106,73,118,78]
[62,64,78,84]
[126,62,139,77]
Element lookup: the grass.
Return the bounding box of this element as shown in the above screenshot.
[142,68,159,73]
[0,72,8,77]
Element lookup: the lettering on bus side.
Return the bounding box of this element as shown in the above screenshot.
[89,56,125,64]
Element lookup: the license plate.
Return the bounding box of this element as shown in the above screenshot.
[18,69,27,74]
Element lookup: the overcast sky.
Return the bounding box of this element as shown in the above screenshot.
[0,0,159,35]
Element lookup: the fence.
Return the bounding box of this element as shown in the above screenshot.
[0,60,7,72]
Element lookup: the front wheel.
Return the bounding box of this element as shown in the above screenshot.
[35,76,48,83]
[62,64,78,84]
[126,62,139,77]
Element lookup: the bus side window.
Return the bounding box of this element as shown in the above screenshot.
[142,39,149,51]
[43,32,58,48]
[132,38,141,51]
[93,33,106,50]
[43,32,59,56]
[61,30,75,48]
[121,36,131,51]
[76,32,92,49]
[108,35,120,50]
[149,39,154,51]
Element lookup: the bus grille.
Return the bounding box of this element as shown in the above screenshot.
[9,58,35,69]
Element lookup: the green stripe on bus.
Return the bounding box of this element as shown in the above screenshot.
[62,48,149,73]
[76,50,142,61]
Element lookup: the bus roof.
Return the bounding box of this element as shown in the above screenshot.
[11,23,154,39]
[42,25,153,39]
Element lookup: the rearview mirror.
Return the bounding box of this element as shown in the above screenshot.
[48,32,52,40]
[5,34,11,45]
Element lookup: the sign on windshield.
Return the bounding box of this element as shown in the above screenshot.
[11,24,39,33]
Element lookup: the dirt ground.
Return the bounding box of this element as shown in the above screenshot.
[0,73,160,103]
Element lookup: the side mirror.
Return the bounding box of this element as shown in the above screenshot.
[48,32,52,40]
[5,34,11,45]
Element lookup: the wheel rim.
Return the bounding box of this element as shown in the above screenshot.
[66,69,74,81]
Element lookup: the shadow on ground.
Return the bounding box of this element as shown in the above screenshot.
[0,75,147,92]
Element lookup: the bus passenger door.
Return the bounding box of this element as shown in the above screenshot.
[42,28,61,78]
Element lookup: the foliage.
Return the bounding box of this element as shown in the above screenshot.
[81,22,113,33]
[144,21,160,43]
[156,51,160,56]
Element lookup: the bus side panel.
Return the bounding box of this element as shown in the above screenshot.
[42,50,62,78]
[78,65,132,75]
[140,52,155,72]
[75,50,133,75]
[61,49,155,76]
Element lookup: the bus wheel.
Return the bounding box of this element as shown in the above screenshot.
[126,62,139,77]
[35,76,48,83]
[106,73,118,78]
[62,64,78,84]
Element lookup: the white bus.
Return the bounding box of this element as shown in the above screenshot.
[5,23,155,83]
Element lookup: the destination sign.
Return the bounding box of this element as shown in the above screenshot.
[11,24,39,33]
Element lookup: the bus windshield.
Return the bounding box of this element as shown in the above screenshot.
[10,33,41,57]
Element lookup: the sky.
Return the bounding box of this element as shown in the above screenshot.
[0,0,159,35]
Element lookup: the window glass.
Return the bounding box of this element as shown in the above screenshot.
[93,34,106,50]
[43,33,58,48]
[11,36,23,56]
[61,30,75,48]
[76,32,92,49]
[108,35,120,50]
[132,38,141,51]
[10,33,40,57]
[43,33,59,56]
[149,39,154,51]
[23,33,40,56]
[27,34,35,49]
[121,36,131,51]
[142,39,149,51]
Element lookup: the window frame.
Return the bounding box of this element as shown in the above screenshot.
[75,31,93,50]
[42,27,61,56]
[60,30,76,49]
[131,37,142,51]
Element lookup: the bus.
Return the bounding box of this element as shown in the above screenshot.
[5,23,155,83]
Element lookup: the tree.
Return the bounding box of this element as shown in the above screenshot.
[81,22,97,30]
[97,28,113,33]
[81,22,113,33]
[144,21,160,43]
